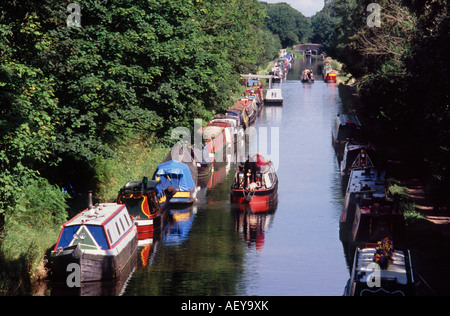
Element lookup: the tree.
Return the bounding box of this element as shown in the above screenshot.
[264,2,311,47]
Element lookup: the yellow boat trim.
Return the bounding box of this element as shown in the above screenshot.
[174,191,191,198]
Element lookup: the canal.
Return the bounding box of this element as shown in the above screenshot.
[120,57,351,296]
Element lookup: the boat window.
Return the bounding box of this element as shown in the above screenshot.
[115,222,121,236]
[119,218,125,231]
[107,229,113,245]
[264,173,272,188]
[124,213,130,227]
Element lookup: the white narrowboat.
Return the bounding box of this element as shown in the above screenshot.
[50,203,138,282]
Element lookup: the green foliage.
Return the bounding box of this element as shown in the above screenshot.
[94,139,169,202]
[313,0,449,206]
[264,2,311,47]
[0,0,288,294]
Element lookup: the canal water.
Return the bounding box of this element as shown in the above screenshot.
[49,57,351,296]
[120,57,350,296]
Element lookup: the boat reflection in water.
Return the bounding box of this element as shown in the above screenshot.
[231,199,278,254]
[163,206,197,246]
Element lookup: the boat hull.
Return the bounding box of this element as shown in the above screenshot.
[230,182,278,213]
[50,228,137,282]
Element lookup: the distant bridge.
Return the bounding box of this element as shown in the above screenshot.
[293,43,322,55]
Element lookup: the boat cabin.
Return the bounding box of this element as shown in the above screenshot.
[340,141,376,181]
[154,160,198,205]
[117,177,171,241]
[117,177,167,220]
[50,203,137,282]
[340,168,387,233]
[265,89,283,105]
[230,155,278,212]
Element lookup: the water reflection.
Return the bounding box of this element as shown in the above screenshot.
[53,57,355,296]
[163,206,197,247]
[231,206,277,255]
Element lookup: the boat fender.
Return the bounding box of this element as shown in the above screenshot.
[245,195,253,203]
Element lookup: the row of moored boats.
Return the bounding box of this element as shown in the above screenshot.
[332,114,415,296]
[49,54,294,285]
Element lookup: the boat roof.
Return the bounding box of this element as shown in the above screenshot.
[203,125,225,138]
[118,178,159,195]
[156,160,196,190]
[345,141,375,152]
[65,203,126,227]
[355,248,409,285]
[347,169,386,198]
[336,114,361,126]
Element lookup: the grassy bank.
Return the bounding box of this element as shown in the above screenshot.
[94,140,170,202]
[0,139,169,296]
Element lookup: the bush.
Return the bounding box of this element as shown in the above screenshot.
[94,139,169,202]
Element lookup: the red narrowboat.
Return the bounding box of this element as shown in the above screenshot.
[230,154,278,213]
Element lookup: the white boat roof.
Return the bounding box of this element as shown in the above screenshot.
[65,203,126,227]
[203,125,224,137]
[356,248,408,285]
[347,169,386,197]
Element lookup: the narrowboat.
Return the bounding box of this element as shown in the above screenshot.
[117,177,172,242]
[165,142,211,179]
[340,169,405,244]
[340,168,387,235]
[154,160,199,205]
[202,125,230,163]
[269,66,283,82]
[344,244,415,296]
[340,141,376,182]
[351,198,405,244]
[301,69,314,83]
[305,49,312,57]
[50,203,138,282]
[226,109,249,129]
[265,88,283,105]
[324,71,337,83]
[230,154,278,212]
[332,114,362,160]
[230,97,257,124]
[207,118,245,163]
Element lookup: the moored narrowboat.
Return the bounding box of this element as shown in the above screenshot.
[332,114,362,160]
[351,200,405,244]
[265,88,283,105]
[230,154,278,213]
[202,125,230,163]
[340,168,387,235]
[117,177,172,242]
[50,203,138,282]
[340,168,406,244]
[324,71,337,83]
[344,243,415,296]
[154,160,199,205]
[340,141,376,182]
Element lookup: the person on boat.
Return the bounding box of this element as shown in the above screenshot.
[243,156,257,188]
[256,152,266,171]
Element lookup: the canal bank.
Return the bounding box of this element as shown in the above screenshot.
[334,61,450,295]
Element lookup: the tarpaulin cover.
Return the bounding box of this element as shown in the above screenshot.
[155,160,196,192]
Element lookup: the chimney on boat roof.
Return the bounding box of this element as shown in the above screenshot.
[88,191,93,210]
